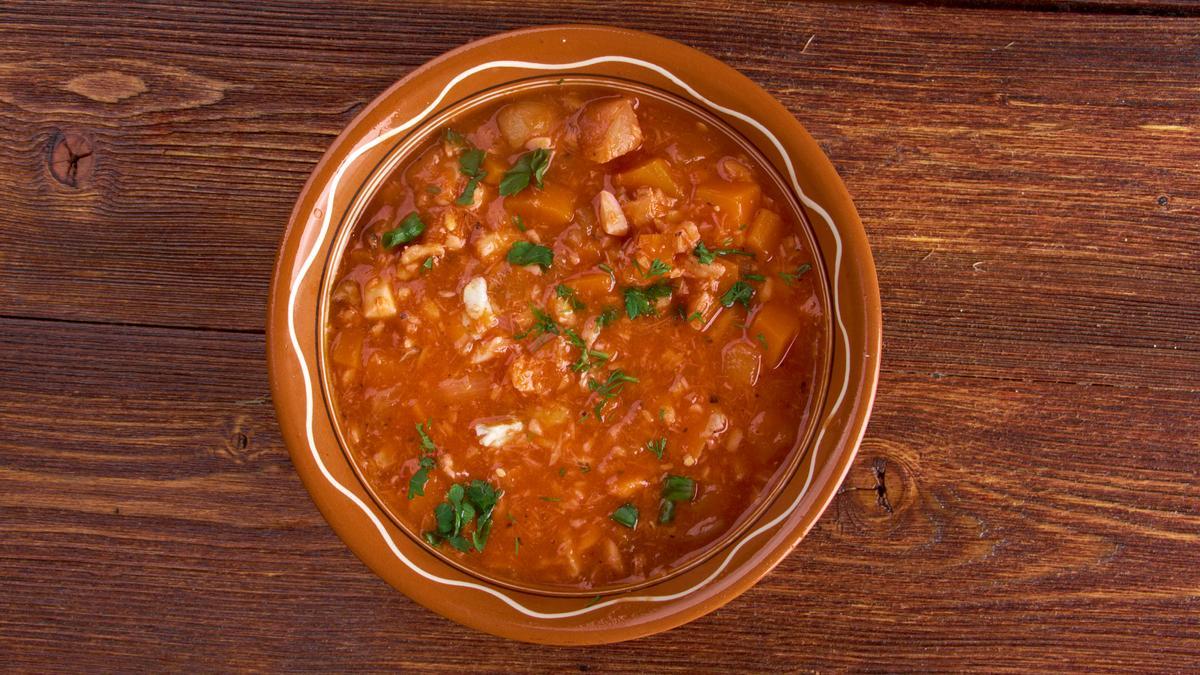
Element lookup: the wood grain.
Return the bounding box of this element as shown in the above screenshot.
[2,0,1198,670]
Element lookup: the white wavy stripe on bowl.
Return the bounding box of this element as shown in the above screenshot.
[286,56,851,620]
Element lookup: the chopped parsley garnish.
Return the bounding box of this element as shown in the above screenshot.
[645,259,670,277]
[515,537,521,556]
[513,215,526,232]
[623,282,673,319]
[558,467,567,478]
[693,241,755,265]
[424,479,502,552]
[779,262,813,285]
[507,241,553,270]
[659,475,696,524]
[513,306,559,340]
[539,496,561,502]
[588,369,639,420]
[382,212,425,249]
[686,311,703,323]
[444,128,466,145]
[421,256,434,271]
[597,263,616,283]
[454,147,486,206]
[408,419,437,499]
[744,273,765,282]
[720,280,756,309]
[611,503,639,529]
[564,328,610,373]
[595,307,619,328]
[646,437,666,460]
[555,284,585,311]
[499,148,552,196]
[756,333,768,349]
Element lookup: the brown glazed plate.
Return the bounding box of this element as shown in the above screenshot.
[267,25,881,645]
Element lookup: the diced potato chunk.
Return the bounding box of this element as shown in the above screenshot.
[577,97,643,163]
[696,180,761,231]
[723,341,762,388]
[615,158,683,198]
[745,209,784,258]
[362,277,398,319]
[596,190,629,236]
[497,100,558,149]
[749,301,801,368]
[505,182,576,228]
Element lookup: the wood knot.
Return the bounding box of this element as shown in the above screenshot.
[831,445,918,536]
[47,131,94,187]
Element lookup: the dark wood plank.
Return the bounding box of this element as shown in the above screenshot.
[2,318,1197,670]
[1,0,1197,392]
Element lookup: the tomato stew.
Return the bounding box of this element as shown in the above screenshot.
[324,83,827,592]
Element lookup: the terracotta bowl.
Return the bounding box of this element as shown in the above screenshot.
[267,24,881,645]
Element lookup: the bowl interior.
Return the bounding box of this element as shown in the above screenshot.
[314,74,835,597]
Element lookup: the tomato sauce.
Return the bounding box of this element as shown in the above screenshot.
[324,83,826,591]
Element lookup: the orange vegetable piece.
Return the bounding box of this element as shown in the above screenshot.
[745,209,784,258]
[696,180,761,231]
[749,301,801,368]
[615,158,684,198]
[706,304,745,344]
[504,182,576,228]
[631,233,675,262]
[569,272,615,302]
[481,153,508,186]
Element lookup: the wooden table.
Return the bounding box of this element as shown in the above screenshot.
[3,1,1198,670]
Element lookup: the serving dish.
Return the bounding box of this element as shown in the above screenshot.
[267,24,880,644]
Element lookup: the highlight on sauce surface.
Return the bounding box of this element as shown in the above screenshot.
[325,82,827,591]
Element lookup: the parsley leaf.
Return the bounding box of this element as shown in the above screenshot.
[564,327,610,372]
[659,475,696,524]
[454,147,486,206]
[408,420,438,499]
[645,259,670,278]
[744,273,765,282]
[424,479,503,552]
[507,241,553,270]
[720,280,756,309]
[623,283,673,319]
[646,437,666,460]
[421,256,434,271]
[588,369,639,420]
[779,262,813,286]
[513,306,559,340]
[499,148,552,196]
[597,263,615,284]
[693,241,755,265]
[555,284,585,311]
[444,129,466,145]
[595,307,619,328]
[611,504,639,529]
[513,215,526,232]
[382,212,425,249]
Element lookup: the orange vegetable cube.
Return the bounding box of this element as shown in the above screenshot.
[706,304,745,344]
[481,153,508,186]
[569,272,615,302]
[746,209,784,258]
[749,301,801,368]
[504,182,577,228]
[631,233,676,262]
[615,158,684,198]
[696,180,761,231]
